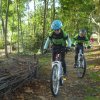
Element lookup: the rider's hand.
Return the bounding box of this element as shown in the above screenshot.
[87,45,91,49]
[67,47,71,51]
[65,47,71,53]
[71,44,75,47]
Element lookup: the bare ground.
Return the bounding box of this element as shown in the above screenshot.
[21,46,100,100]
[0,45,100,100]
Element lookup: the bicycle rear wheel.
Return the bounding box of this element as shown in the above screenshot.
[51,64,59,96]
[77,57,86,78]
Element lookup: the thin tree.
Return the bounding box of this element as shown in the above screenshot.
[33,0,36,34]
[42,0,47,53]
[1,0,10,57]
[16,0,20,53]
[52,0,55,20]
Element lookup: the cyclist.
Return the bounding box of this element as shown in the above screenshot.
[43,20,71,76]
[72,29,90,68]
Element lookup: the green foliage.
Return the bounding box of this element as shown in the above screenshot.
[0,0,98,53]
[39,53,51,66]
[83,81,100,100]
[59,0,95,34]
[11,33,18,44]
[84,96,100,100]
[89,71,100,81]
[0,39,4,49]
[23,35,34,50]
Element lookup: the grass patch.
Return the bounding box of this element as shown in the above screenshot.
[38,53,51,66]
[84,96,100,100]
[85,86,99,95]
[37,53,52,78]
[89,71,100,81]
[87,64,95,69]
[84,83,100,99]
[85,51,93,56]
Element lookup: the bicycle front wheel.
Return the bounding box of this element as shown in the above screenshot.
[51,64,59,96]
[77,57,86,78]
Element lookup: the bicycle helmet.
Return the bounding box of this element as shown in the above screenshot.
[79,29,87,35]
[51,20,63,30]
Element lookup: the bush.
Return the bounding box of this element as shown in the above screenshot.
[0,39,4,49]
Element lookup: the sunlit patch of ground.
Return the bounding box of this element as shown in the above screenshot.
[33,43,100,100]
[0,43,100,100]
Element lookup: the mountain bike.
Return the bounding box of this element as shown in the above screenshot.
[50,48,69,96]
[76,48,86,78]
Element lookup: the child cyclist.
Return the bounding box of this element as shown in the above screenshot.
[43,20,71,76]
[72,29,90,67]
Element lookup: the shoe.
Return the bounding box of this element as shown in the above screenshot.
[63,73,67,81]
[63,76,67,81]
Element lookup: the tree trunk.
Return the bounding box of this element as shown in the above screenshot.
[1,0,10,57]
[16,0,20,53]
[97,26,100,45]
[5,0,10,57]
[20,16,24,52]
[41,0,47,53]
[10,15,14,53]
[0,0,1,18]
[52,0,55,20]
[1,0,4,37]
[33,0,36,34]
[51,0,55,23]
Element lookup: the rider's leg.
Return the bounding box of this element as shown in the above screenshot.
[81,45,84,54]
[52,51,56,61]
[74,45,79,67]
[52,46,59,61]
[52,46,57,61]
[61,52,67,75]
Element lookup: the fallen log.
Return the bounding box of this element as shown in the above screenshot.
[0,54,39,99]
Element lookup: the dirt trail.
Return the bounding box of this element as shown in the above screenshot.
[1,46,99,100]
[21,46,100,100]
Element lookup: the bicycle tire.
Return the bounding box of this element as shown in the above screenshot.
[50,64,59,96]
[77,56,86,78]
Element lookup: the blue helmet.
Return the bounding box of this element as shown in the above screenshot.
[79,29,87,35]
[51,20,63,30]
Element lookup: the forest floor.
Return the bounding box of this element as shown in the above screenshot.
[0,43,100,100]
[22,43,100,100]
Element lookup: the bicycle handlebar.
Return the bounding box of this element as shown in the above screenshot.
[53,47,71,54]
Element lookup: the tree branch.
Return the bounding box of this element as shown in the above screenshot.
[91,16,100,27]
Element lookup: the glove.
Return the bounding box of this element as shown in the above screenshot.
[43,49,47,54]
[65,47,70,53]
[67,47,71,51]
[72,44,75,47]
[87,45,91,49]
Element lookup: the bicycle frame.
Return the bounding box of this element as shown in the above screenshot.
[78,49,84,67]
[76,47,86,78]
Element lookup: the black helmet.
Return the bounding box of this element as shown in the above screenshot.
[79,29,87,35]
